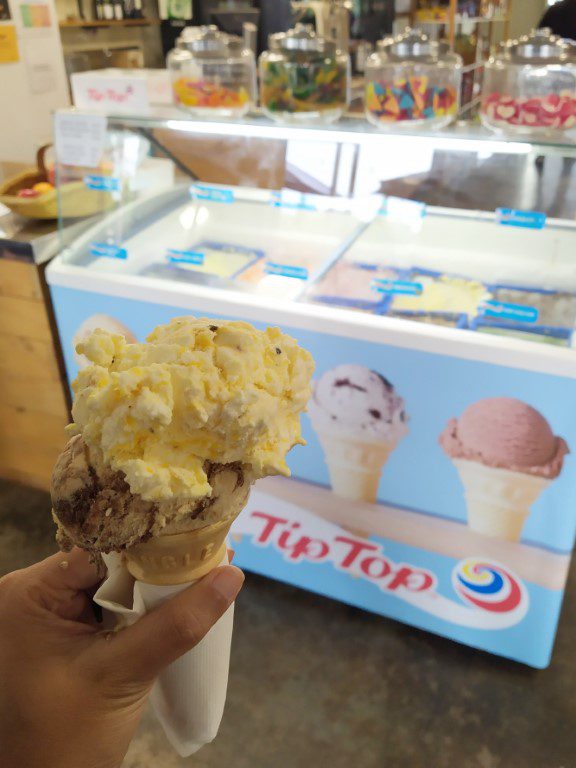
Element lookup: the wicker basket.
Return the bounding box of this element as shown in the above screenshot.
[0,146,114,220]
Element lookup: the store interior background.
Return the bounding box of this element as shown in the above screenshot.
[2,1,576,766]
[0,0,559,163]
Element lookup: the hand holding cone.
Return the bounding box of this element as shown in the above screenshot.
[51,315,314,753]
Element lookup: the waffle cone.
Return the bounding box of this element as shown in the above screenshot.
[316,431,397,503]
[453,459,550,542]
[124,514,238,585]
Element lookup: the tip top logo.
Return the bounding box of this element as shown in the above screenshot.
[453,558,528,616]
[87,85,135,104]
[240,510,530,631]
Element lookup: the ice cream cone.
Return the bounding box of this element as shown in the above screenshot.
[124,514,239,585]
[453,459,550,542]
[51,316,314,758]
[316,431,396,503]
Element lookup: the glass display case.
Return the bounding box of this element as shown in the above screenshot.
[48,107,576,668]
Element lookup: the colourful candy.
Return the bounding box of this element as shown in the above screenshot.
[260,60,347,114]
[366,76,457,123]
[172,78,249,109]
[482,92,576,130]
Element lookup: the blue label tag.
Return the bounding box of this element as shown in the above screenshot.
[191,184,235,204]
[90,242,127,259]
[264,262,309,280]
[84,175,120,192]
[166,248,205,265]
[270,190,315,211]
[496,208,546,229]
[481,300,539,324]
[372,279,423,296]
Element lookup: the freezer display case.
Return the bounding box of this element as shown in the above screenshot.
[48,109,576,667]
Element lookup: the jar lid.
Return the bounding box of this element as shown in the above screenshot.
[507,28,576,63]
[177,25,244,56]
[376,27,455,62]
[269,24,337,55]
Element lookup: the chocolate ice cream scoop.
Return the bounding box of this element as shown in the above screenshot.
[51,435,253,556]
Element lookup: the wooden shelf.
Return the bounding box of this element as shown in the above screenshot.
[415,15,509,24]
[59,18,159,28]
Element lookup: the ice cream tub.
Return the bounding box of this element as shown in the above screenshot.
[383,310,469,329]
[163,240,264,280]
[306,261,405,313]
[386,267,492,319]
[471,319,573,348]
[473,284,576,344]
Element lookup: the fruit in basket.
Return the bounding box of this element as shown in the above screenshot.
[17,188,40,198]
[32,181,54,194]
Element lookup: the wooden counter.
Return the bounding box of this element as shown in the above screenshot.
[0,182,70,490]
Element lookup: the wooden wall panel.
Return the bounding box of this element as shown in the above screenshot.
[0,258,69,491]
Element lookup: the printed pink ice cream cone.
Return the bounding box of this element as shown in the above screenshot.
[308,364,408,503]
[440,397,569,542]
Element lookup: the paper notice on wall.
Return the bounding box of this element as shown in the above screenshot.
[20,3,51,27]
[54,112,107,168]
[25,46,56,93]
[0,24,19,63]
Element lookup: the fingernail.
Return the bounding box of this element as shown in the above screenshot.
[209,566,245,602]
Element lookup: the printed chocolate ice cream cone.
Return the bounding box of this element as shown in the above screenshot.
[440,397,569,543]
[452,459,550,542]
[309,364,408,504]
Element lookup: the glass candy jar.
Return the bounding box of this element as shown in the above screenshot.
[365,28,462,130]
[259,24,350,124]
[167,25,256,117]
[481,29,576,136]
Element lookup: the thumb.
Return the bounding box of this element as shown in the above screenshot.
[97,565,244,686]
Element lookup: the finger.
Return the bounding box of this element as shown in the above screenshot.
[26,548,100,593]
[227,548,235,563]
[99,565,244,685]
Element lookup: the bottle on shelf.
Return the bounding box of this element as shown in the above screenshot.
[94,0,104,20]
[113,0,124,20]
[102,0,114,20]
[132,0,144,18]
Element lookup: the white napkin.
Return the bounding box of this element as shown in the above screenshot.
[94,552,234,757]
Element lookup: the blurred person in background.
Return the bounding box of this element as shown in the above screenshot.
[539,0,576,40]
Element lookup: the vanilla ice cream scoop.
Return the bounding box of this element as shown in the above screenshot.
[69,317,314,503]
[308,363,408,443]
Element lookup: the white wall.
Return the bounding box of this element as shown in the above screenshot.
[0,0,69,163]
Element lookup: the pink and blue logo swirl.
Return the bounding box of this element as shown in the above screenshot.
[453,558,525,614]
